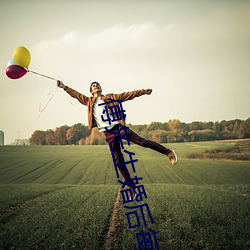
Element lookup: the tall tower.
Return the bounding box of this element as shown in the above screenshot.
[0,131,4,146]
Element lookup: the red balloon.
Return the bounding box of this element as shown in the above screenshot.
[6,65,27,79]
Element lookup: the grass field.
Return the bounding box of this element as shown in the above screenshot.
[0,141,249,249]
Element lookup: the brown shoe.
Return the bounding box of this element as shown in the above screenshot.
[129,187,137,201]
[168,150,178,165]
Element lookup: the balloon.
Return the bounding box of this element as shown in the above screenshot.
[6,65,27,79]
[7,58,17,67]
[13,46,31,68]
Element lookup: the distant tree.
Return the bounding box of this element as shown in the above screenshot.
[181,122,189,142]
[128,124,148,133]
[201,129,216,141]
[29,130,46,145]
[233,119,243,138]
[189,121,204,131]
[206,121,214,130]
[239,118,250,138]
[140,127,151,140]
[147,121,167,131]
[150,129,167,143]
[78,138,86,145]
[168,119,182,131]
[85,136,90,145]
[129,124,150,140]
[45,129,57,145]
[55,125,69,145]
[66,123,90,145]
[66,127,75,145]
[167,119,184,142]
[213,121,221,139]
[88,128,106,145]
[29,117,250,145]
[72,123,90,143]
[188,129,216,141]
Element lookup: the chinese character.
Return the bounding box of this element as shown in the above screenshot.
[125,203,154,229]
[105,124,132,152]
[99,98,126,125]
[118,176,142,188]
[120,185,147,203]
[134,228,159,250]
[120,185,148,203]
[132,185,147,202]
[111,150,138,178]
[119,176,143,202]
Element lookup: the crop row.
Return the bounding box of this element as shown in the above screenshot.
[0,184,118,249]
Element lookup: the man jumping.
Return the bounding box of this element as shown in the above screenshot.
[57,81,177,197]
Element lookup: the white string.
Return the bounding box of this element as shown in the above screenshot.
[27,69,76,116]
[67,99,74,106]
[38,88,58,118]
[28,69,58,81]
[37,89,78,117]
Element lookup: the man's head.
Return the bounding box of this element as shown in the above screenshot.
[90,82,102,95]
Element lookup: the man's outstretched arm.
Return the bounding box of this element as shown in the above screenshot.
[57,80,89,106]
[110,88,153,102]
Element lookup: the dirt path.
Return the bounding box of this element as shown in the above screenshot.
[103,187,122,250]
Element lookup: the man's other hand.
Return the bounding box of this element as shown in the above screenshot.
[145,89,152,95]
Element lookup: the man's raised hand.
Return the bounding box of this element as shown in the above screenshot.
[57,80,65,89]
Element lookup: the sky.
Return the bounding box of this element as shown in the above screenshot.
[0,0,249,144]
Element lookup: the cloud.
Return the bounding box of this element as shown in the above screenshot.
[31,23,163,78]
[59,31,78,44]
[33,23,154,51]
[35,31,79,50]
[32,23,161,62]
[86,23,153,50]
[31,10,250,84]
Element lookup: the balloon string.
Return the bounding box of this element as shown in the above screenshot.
[28,69,58,81]
[37,90,76,117]
[38,88,58,118]
[67,99,75,106]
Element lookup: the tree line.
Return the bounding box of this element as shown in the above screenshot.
[29,118,250,145]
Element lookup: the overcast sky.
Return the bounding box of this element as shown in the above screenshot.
[0,0,249,144]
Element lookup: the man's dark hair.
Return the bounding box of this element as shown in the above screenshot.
[90,81,101,93]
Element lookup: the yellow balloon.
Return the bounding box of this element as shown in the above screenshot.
[13,46,31,68]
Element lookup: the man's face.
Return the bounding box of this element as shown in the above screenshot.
[91,82,102,95]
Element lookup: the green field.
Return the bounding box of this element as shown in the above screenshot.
[0,141,249,249]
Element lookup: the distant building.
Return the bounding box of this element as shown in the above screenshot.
[0,131,4,145]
